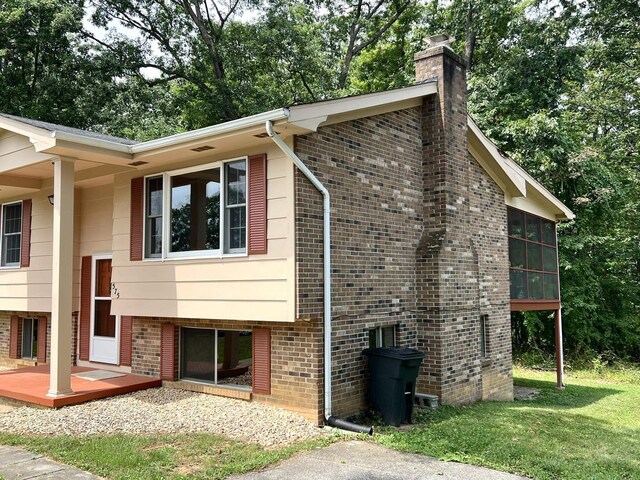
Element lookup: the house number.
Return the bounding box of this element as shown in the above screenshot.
[111,282,121,299]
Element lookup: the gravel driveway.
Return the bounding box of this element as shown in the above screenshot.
[0,387,325,448]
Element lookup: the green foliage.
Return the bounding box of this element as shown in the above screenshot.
[0,0,107,127]
[453,0,640,362]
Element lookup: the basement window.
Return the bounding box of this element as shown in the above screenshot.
[180,328,252,388]
[369,326,396,348]
[21,318,37,359]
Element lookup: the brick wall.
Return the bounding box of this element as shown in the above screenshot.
[468,153,513,400]
[295,108,424,418]
[0,312,10,363]
[414,44,482,404]
[130,316,324,423]
[0,311,65,368]
[293,42,513,417]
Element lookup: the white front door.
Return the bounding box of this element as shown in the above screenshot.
[90,255,120,364]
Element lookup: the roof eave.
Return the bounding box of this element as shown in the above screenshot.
[467,116,574,222]
[130,108,290,155]
[288,82,438,131]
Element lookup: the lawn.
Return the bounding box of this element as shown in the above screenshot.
[1,367,638,479]
[0,433,334,479]
[375,366,640,479]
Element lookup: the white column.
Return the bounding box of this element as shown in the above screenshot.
[48,158,75,397]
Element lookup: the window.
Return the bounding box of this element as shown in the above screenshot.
[479,314,488,358]
[145,159,247,259]
[369,326,396,348]
[508,208,559,301]
[94,258,116,338]
[21,318,38,359]
[1,202,22,267]
[180,328,252,388]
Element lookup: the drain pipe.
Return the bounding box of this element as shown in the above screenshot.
[266,121,372,436]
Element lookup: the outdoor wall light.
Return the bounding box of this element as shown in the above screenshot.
[48,194,54,206]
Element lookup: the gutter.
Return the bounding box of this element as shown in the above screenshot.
[265,120,372,435]
[48,109,290,156]
[133,109,289,154]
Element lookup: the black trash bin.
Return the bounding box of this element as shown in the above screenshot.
[364,347,424,426]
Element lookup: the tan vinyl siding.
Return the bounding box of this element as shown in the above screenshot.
[0,192,53,312]
[0,176,114,313]
[110,144,296,322]
[78,184,115,256]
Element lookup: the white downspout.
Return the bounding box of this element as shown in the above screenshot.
[265,121,333,420]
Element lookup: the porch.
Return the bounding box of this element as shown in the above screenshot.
[0,365,161,408]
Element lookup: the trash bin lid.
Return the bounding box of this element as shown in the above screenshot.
[363,347,424,360]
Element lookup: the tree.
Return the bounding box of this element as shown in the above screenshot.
[0,0,111,127]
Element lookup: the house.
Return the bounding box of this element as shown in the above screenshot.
[0,36,573,424]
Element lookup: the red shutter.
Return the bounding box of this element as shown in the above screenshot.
[252,327,271,394]
[119,316,133,366]
[20,199,32,267]
[248,154,267,255]
[160,323,177,381]
[79,256,92,361]
[130,177,144,261]
[9,315,20,359]
[37,316,47,363]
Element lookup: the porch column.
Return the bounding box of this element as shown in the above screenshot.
[554,308,565,390]
[48,158,75,397]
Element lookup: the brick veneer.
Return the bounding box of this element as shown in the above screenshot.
[130,316,324,423]
[295,108,424,418]
[469,153,513,401]
[0,312,10,363]
[293,42,513,418]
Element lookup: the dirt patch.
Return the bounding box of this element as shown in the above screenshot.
[514,386,541,401]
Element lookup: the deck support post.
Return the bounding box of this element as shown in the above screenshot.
[554,308,565,390]
[48,158,75,397]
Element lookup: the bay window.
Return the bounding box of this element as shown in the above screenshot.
[144,158,247,259]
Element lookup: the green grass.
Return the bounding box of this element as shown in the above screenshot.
[375,367,640,479]
[0,433,335,479]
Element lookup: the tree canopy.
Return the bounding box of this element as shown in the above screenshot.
[1,0,639,361]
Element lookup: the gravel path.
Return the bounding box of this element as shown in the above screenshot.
[0,387,326,448]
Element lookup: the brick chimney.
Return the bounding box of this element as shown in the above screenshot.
[414,34,469,234]
[414,35,482,405]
